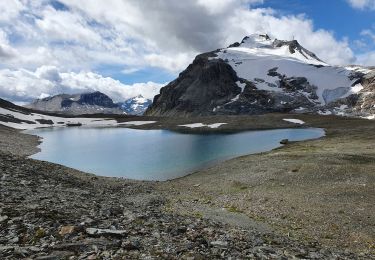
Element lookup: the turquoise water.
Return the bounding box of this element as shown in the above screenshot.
[28,127,324,181]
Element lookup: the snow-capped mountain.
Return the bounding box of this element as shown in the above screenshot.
[118,95,152,115]
[146,34,375,118]
[26,91,125,115]
[0,98,120,130]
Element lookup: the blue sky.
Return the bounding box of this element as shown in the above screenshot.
[0,0,374,103]
[113,0,375,85]
[260,0,375,53]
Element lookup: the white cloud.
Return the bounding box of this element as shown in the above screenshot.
[0,29,18,59]
[0,67,163,102]
[36,66,62,83]
[35,6,101,45]
[0,0,358,70]
[0,0,25,22]
[55,0,356,66]
[347,0,375,10]
[0,0,369,103]
[357,51,375,66]
[144,53,194,72]
[121,68,140,75]
[361,29,375,42]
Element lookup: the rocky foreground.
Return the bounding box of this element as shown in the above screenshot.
[0,118,374,259]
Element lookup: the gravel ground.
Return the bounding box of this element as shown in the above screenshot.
[157,114,375,257]
[0,114,374,259]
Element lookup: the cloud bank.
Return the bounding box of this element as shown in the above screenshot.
[347,0,375,10]
[0,66,164,103]
[0,0,372,103]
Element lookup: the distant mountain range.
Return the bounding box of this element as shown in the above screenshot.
[25,92,152,115]
[145,34,375,119]
[0,97,122,130]
[117,95,152,115]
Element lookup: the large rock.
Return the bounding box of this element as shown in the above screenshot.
[146,52,241,116]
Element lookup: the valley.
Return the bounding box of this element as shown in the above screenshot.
[1,112,374,259]
[1,33,374,259]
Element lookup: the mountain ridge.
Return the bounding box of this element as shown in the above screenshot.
[25,92,153,115]
[146,34,374,118]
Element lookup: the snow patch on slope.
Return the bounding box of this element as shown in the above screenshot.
[214,34,363,105]
[179,123,227,128]
[283,118,305,125]
[0,107,119,130]
[119,121,156,126]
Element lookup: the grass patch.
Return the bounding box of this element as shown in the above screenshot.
[225,205,243,213]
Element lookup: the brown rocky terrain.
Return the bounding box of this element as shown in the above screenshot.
[0,113,374,259]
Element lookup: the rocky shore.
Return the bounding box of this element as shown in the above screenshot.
[0,114,374,259]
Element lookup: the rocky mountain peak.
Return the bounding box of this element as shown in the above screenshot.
[76,91,117,108]
[26,91,124,115]
[118,95,152,115]
[146,34,374,118]
[272,39,324,63]
[227,34,324,65]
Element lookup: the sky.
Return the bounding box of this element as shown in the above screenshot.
[0,0,374,104]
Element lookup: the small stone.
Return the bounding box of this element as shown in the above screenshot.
[280,139,289,144]
[309,252,321,259]
[0,246,14,252]
[9,237,19,243]
[122,240,141,251]
[0,215,8,222]
[59,225,76,236]
[210,240,228,248]
[87,254,97,260]
[85,228,127,238]
[178,226,187,233]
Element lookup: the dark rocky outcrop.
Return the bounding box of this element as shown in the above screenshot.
[145,57,320,117]
[146,52,241,116]
[272,39,323,62]
[60,91,118,109]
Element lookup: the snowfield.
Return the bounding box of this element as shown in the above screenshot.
[119,121,157,126]
[283,119,305,125]
[0,107,120,130]
[213,34,364,105]
[179,123,227,129]
[0,106,158,130]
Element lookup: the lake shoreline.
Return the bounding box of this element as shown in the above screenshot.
[28,126,324,181]
[0,114,374,259]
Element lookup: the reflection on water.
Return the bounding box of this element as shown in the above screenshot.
[28,127,325,181]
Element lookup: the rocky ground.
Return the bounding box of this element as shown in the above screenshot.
[158,114,375,257]
[0,114,374,259]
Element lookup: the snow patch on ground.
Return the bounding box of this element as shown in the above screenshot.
[318,110,333,115]
[283,118,305,125]
[119,121,156,126]
[350,84,364,93]
[179,123,227,129]
[345,66,372,74]
[0,107,157,130]
[364,115,375,120]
